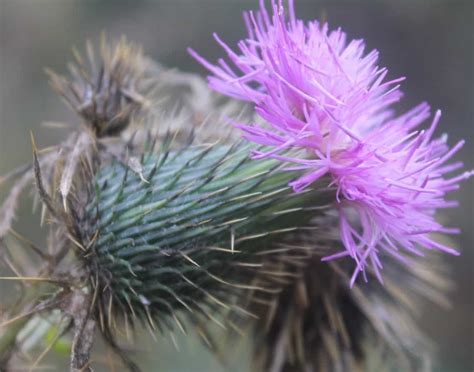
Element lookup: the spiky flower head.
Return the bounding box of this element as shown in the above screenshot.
[190,0,472,285]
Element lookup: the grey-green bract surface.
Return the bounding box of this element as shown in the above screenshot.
[87,140,333,332]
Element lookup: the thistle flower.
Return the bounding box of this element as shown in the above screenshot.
[189,0,472,284]
[0,33,464,372]
[188,0,403,157]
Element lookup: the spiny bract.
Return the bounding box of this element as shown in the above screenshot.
[86,138,334,335]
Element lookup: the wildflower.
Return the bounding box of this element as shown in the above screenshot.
[188,0,403,158]
[322,105,472,285]
[189,0,472,284]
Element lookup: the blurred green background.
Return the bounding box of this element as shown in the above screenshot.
[0,0,472,371]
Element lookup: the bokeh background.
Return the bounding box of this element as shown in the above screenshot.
[0,0,472,371]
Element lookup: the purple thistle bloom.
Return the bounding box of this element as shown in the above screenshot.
[189,0,472,285]
[189,0,403,158]
[321,105,472,285]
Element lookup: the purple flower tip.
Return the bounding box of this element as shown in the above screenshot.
[189,0,472,285]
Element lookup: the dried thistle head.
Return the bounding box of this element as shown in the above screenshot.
[236,220,452,372]
[47,35,149,137]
